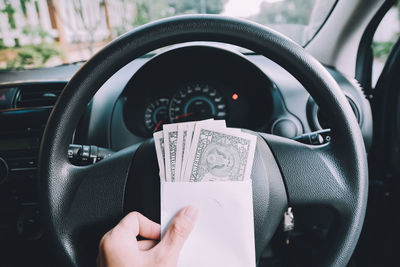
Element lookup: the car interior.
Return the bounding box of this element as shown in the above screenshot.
[0,0,399,266]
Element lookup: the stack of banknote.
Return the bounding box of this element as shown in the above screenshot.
[154,119,257,182]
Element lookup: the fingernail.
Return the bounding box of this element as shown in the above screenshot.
[183,206,198,222]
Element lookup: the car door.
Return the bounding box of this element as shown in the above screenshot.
[352,1,400,266]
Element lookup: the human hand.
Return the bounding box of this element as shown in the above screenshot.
[97,206,198,267]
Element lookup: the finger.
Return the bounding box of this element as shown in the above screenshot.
[138,239,159,251]
[97,236,107,267]
[157,206,198,255]
[96,251,105,267]
[116,212,161,240]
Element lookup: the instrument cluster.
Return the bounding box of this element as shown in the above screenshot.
[122,45,275,138]
[144,82,227,132]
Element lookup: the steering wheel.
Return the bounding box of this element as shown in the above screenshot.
[38,15,367,267]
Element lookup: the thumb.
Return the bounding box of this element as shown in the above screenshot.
[158,206,199,256]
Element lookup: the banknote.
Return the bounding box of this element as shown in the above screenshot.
[179,120,226,181]
[159,120,257,267]
[154,119,256,183]
[164,124,179,182]
[158,120,217,182]
[196,119,226,128]
[178,122,194,181]
[175,124,186,182]
[183,125,257,182]
[153,131,166,181]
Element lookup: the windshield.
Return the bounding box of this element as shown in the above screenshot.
[0,0,336,70]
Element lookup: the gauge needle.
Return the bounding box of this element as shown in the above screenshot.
[174,112,195,120]
[153,120,162,132]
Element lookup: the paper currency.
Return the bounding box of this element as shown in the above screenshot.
[154,131,166,181]
[164,124,178,182]
[184,126,256,182]
[158,120,257,267]
[179,122,194,181]
[154,120,256,182]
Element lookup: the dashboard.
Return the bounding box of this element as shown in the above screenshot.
[122,46,275,138]
[78,44,372,151]
[0,43,372,266]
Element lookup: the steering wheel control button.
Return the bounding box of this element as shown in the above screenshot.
[81,145,90,162]
[68,145,81,159]
[283,207,295,245]
[293,129,331,145]
[68,144,114,165]
[0,157,9,184]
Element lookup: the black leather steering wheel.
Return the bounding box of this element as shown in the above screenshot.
[38,15,368,267]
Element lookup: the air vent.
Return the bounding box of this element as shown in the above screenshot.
[15,82,66,108]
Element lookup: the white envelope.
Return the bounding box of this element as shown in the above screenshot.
[160,180,256,267]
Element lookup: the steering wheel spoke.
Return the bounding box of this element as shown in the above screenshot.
[69,144,139,221]
[262,134,356,209]
[261,133,367,266]
[41,144,139,266]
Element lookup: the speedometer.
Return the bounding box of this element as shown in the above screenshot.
[169,83,226,123]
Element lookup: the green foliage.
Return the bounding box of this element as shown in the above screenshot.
[372,41,395,61]
[132,0,227,28]
[2,43,63,70]
[112,26,128,37]
[1,0,16,29]
[34,0,39,13]
[168,0,227,14]
[20,0,31,15]
[398,0,400,21]
[0,0,62,70]
[0,40,7,50]
[248,0,315,26]
[132,0,174,26]
[22,25,52,41]
[371,2,400,62]
[133,0,152,26]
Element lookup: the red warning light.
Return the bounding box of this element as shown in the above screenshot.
[232,93,239,100]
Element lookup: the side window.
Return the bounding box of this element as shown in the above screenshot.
[372,3,400,87]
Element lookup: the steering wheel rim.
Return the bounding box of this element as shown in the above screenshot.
[39,15,368,267]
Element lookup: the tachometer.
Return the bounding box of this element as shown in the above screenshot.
[144,98,170,132]
[169,83,226,123]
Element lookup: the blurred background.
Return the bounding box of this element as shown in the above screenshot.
[0,0,397,81]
